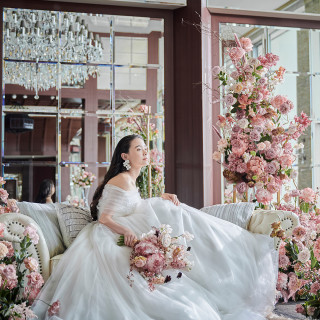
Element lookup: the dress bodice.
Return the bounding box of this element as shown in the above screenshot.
[97,184,141,219]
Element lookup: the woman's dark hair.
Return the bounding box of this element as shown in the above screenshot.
[90,134,143,221]
[35,179,55,203]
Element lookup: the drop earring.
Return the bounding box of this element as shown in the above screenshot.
[123,159,131,170]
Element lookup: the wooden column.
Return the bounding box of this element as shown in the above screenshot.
[173,1,203,208]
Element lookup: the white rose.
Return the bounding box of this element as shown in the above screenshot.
[298,248,310,264]
[237,119,249,129]
[310,231,317,240]
[242,152,251,163]
[161,233,172,248]
[183,231,194,242]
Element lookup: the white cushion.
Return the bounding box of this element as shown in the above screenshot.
[17,202,65,258]
[200,202,256,229]
[56,204,92,248]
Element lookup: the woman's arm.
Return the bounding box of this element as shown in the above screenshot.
[99,213,137,247]
[161,193,180,206]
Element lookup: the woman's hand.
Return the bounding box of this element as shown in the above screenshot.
[161,193,180,206]
[123,230,137,247]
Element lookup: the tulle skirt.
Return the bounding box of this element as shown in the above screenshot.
[32,198,278,320]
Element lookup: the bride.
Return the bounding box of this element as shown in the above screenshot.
[32,134,278,320]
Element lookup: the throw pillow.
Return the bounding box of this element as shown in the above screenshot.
[200,202,255,229]
[16,202,66,258]
[56,204,93,247]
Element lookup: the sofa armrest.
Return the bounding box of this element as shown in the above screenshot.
[0,213,50,281]
[248,209,300,250]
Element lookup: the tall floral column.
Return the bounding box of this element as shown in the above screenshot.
[212,35,311,208]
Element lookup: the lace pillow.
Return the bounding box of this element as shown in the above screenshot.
[56,204,93,248]
[200,202,256,229]
[17,202,65,258]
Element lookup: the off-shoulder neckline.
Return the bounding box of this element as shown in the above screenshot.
[105,183,139,193]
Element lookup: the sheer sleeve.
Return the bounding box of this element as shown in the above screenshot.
[96,184,140,219]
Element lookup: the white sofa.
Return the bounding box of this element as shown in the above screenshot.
[0,202,299,282]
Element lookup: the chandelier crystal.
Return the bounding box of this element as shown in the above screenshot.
[3,9,103,93]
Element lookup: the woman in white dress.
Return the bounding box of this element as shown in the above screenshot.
[32,134,278,320]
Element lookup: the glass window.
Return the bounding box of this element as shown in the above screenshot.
[2,8,165,202]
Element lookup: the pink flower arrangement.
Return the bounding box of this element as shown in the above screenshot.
[212,34,311,207]
[72,169,96,187]
[118,225,194,291]
[0,177,20,215]
[0,224,61,319]
[274,190,320,317]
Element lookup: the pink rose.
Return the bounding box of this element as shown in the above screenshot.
[255,188,273,205]
[264,148,277,160]
[296,304,305,315]
[27,272,44,289]
[300,188,316,203]
[231,139,248,157]
[290,189,300,197]
[228,47,245,61]
[266,182,280,194]
[239,37,253,52]
[24,257,39,272]
[249,130,261,142]
[0,189,8,203]
[236,163,247,173]
[238,94,251,106]
[2,264,17,280]
[236,182,248,194]
[247,156,266,176]
[217,138,228,151]
[48,300,60,316]
[134,241,158,256]
[171,258,187,269]
[250,115,266,126]
[279,100,294,114]
[257,142,266,151]
[212,66,220,75]
[258,53,279,68]
[278,254,290,269]
[23,286,41,304]
[23,225,39,245]
[212,151,221,161]
[277,272,288,289]
[292,226,307,241]
[0,243,8,259]
[224,94,237,106]
[146,253,165,274]
[265,162,277,175]
[270,95,287,109]
[134,256,147,268]
[230,71,239,79]
[6,199,19,213]
[1,241,14,258]
[310,282,320,295]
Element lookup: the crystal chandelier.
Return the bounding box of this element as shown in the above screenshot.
[3,9,103,95]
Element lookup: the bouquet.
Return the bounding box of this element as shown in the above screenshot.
[0,223,60,319]
[118,225,194,291]
[212,34,311,207]
[72,170,96,187]
[274,188,320,318]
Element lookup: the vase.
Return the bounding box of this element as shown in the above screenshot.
[81,186,90,209]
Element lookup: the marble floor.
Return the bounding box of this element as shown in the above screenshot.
[274,301,307,319]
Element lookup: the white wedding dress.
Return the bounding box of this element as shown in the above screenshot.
[32,184,278,320]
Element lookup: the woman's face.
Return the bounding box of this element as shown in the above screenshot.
[123,138,149,169]
[50,184,55,196]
